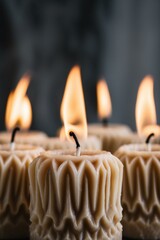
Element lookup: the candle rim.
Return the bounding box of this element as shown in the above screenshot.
[87,124,135,136]
[39,149,112,160]
[0,144,44,153]
[88,123,131,129]
[117,143,160,155]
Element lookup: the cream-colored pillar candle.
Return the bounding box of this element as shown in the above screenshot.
[0,144,44,239]
[115,144,160,239]
[88,123,143,153]
[0,131,47,146]
[29,150,123,240]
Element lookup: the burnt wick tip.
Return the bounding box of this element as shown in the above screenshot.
[102,117,108,126]
[11,127,20,144]
[145,133,155,144]
[69,131,80,149]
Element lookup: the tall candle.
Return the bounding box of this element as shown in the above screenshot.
[29,149,123,240]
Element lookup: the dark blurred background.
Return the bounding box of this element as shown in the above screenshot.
[1,0,160,136]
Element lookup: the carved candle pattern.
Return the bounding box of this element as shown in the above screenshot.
[29,150,123,240]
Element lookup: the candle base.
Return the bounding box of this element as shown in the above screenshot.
[29,150,123,240]
[30,230,122,240]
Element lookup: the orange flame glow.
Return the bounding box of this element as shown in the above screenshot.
[60,66,87,141]
[5,74,32,130]
[135,75,158,136]
[97,80,112,119]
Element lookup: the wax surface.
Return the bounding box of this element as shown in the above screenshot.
[29,150,123,240]
[0,144,44,239]
[115,144,160,239]
[88,124,143,153]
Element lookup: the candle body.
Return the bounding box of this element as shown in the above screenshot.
[0,144,43,239]
[88,124,143,153]
[0,131,47,145]
[29,150,123,240]
[115,144,160,239]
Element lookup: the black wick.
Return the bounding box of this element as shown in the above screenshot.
[11,127,20,144]
[145,133,155,144]
[69,131,80,149]
[102,117,108,127]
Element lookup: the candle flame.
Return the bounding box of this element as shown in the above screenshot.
[60,66,87,141]
[135,75,157,136]
[97,80,112,120]
[5,74,32,130]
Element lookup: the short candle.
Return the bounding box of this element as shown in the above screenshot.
[115,140,160,239]
[29,66,123,240]
[29,149,123,240]
[88,123,141,153]
[0,142,43,239]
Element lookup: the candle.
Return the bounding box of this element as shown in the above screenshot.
[88,124,141,153]
[113,76,160,239]
[115,139,160,239]
[0,73,48,145]
[29,67,123,239]
[0,128,44,239]
[29,143,123,240]
[88,80,141,153]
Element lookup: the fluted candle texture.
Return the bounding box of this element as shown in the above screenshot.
[115,144,160,239]
[0,144,43,239]
[29,150,123,240]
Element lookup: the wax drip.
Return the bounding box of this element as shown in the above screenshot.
[10,127,20,150]
[145,133,155,144]
[69,131,81,156]
[102,117,108,127]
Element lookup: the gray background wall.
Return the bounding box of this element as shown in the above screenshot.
[1,0,160,135]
